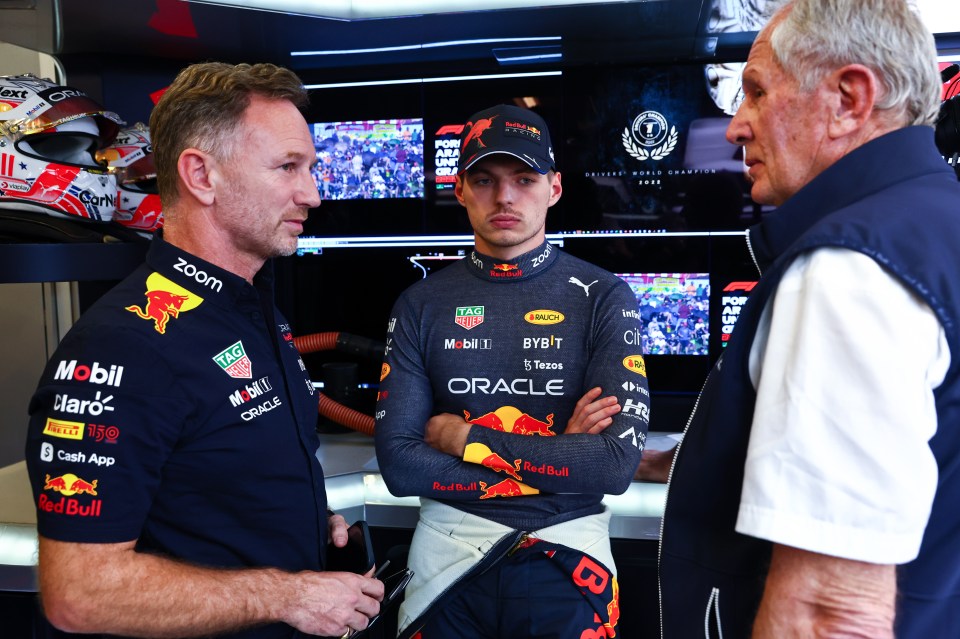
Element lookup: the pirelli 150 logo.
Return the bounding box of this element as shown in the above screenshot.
[622,110,678,162]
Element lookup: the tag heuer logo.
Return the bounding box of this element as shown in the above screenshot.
[213,340,253,379]
[455,306,484,330]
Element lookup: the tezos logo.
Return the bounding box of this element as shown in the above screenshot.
[622,110,678,161]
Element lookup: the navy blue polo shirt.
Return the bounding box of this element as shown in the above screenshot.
[26,236,326,577]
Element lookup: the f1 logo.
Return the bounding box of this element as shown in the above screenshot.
[723,281,757,292]
[435,124,465,136]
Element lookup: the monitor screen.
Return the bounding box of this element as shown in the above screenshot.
[617,272,710,356]
[558,64,758,234]
[311,119,425,200]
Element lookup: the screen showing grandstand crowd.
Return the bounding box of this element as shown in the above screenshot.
[617,272,710,356]
[310,119,425,199]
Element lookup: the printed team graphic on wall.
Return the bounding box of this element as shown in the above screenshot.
[622,110,678,161]
[126,272,204,334]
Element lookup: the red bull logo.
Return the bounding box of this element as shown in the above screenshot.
[478,478,539,499]
[126,273,203,334]
[432,481,478,491]
[460,115,498,152]
[481,453,522,481]
[522,460,569,476]
[491,263,523,278]
[43,473,98,496]
[37,494,102,517]
[380,363,391,382]
[606,578,621,636]
[465,442,523,480]
[463,406,555,436]
[505,121,542,141]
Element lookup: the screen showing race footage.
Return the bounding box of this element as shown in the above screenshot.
[310,119,425,200]
[617,272,710,356]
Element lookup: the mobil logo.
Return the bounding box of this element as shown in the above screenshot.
[54,360,124,387]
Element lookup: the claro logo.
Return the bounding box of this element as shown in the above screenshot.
[524,310,564,325]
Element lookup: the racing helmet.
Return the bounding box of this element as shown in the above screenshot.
[0,74,123,221]
[97,123,163,233]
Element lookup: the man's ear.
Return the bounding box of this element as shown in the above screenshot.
[828,64,878,139]
[176,148,218,206]
[454,174,466,207]
[547,171,563,208]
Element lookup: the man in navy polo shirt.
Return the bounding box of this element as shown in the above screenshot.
[25,62,382,639]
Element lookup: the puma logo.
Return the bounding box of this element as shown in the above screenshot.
[569,276,598,297]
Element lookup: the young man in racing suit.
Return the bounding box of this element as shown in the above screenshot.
[374,104,650,638]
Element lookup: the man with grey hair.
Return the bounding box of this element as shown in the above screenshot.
[640,1,960,637]
[25,62,383,639]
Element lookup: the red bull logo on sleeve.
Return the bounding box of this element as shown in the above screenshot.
[125,272,203,334]
[213,340,253,379]
[463,406,556,436]
[43,473,98,496]
[478,478,539,499]
[455,305,485,330]
[464,442,523,481]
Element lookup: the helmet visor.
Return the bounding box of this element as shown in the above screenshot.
[0,87,121,147]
